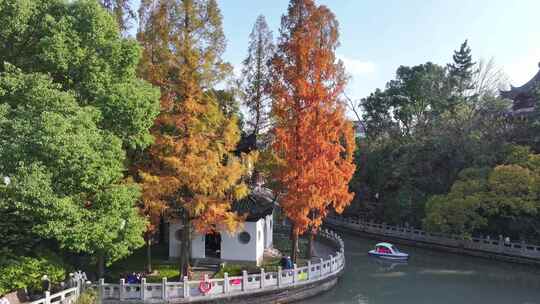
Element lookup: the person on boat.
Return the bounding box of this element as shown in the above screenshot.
[377,246,391,254]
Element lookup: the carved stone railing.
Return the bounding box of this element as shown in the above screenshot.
[325,215,540,260]
[28,271,89,304]
[98,229,345,303]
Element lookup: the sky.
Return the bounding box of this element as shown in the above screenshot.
[216,0,540,102]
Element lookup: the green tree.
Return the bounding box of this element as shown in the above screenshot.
[424,147,540,240]
[362,62,452,139]
[0,0,160,151]
[0,66,147,278]
[240,15,274,138]
[0,0,160,279]
[448,39,476,97]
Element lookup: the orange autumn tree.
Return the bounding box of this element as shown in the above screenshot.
[270,0,356,262]
[137,0,254,276]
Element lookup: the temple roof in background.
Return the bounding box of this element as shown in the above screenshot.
[500,62,540,115]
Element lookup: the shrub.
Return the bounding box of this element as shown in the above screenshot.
[0,252,68,295]
[75,289,97,304]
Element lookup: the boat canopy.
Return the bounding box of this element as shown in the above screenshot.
[375,242,399,252]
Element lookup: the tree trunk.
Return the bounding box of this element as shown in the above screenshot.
[97,252,105,279]
[180,212,191,278]
[307,232,315,260]
[146,236,152,274]
[290,225,299,264]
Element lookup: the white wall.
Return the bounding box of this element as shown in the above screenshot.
[191,232,205,259]
[221,220,265,265]
[264,213,273,248]
[256,219,264,263]
[168,222,205,259]
[169,216,270,263]
[168,222,182,258]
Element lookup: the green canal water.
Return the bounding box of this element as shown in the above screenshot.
[302,232,540,304]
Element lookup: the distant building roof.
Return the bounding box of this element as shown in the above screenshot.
[500,62,540,115]
[231,187,276,221]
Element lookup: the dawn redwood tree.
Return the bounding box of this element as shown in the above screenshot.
[270,0,356,262]
[240,15,275,139]
[137,0,254,276]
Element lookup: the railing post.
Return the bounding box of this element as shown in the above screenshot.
[329,255,333,272]
[44,291,51,304]
[277,267,282,287]
[183,276,190,298]
[260,268,265,288]
[293,264,297,283]
[242,270,248,291]
[119,278,125,301]
[162,277,167,300]
[140,278,146,300]
[223,272,229,293]
[307,261,311,280]
[319,258,324,276]
[98,278,105,303]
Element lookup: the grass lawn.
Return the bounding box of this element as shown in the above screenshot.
[107,244,180,283]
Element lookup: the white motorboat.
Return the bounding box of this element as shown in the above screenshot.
[368,242,409,260]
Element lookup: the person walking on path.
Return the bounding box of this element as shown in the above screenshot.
[41,275,51,293]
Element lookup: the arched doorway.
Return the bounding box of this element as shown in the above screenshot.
[205,233,221,258]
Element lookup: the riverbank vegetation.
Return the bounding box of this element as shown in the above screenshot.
[348,41,540,243]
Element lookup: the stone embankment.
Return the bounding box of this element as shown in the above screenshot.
[325,215,540,265]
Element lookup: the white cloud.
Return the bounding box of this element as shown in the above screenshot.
[338,54,376,77]
[505,48,540,86]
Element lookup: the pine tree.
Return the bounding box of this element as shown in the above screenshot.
[448,39,476,96]
[137,0,254,276]
[240,15,275,139]
[270,0,356,263]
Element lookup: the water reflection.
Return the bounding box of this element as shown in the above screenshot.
[300,232,540,304]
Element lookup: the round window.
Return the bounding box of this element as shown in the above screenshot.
[175,229,183,242]
[238,231,251,244]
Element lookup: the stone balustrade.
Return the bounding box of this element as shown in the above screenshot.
[28,271,88,304]
[98,229,345,303]
[326,215,540,260]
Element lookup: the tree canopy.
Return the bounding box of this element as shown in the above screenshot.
[424,146,540,240]
[240,15,275,138]
[270,0,355,262]
[136,0,254,275]
[0,0,160,279]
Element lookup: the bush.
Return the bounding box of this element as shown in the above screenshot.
[0,252,69,295]
[75,289,97,304]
